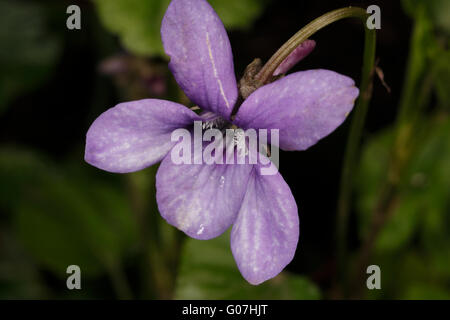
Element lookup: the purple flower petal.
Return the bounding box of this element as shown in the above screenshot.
[231,164,299,285]
[234,69,359,151]
[85,99,200,173]
[161,0,238,119]
[273,40,316,76]
[156,147,253,240]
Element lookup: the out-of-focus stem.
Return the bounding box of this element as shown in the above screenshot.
[349,5,435,298]
[126,170,173,299]
[105,259,133,300]
[351,44,435,300]
[336,25,376,296]
[396,7,431,126]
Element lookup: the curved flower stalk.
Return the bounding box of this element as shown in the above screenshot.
[85,0,359,285]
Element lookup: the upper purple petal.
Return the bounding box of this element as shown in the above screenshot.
[234,69,359,151]
[85,99,199,173]
[231,163,299,285]
[156,143,253,240]
[161,0,238,119]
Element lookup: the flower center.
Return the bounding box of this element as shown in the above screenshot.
[199,112,246,149]
[200,112,232,132]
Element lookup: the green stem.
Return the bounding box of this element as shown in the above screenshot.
[256,7,370,84]
[334,14,376,297]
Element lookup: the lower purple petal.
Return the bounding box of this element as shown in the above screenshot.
[231,165,299,285]
[156,147,253,240]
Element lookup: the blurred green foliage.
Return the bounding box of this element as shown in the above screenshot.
[357,117,450,252]
[401,0,450,112]
[402,0,450,34]
[0,0,61,114]
[175,231,321,299]
[0,231,48,299]
[354,0,450,299]
[432,47,450,110]
[0,148,138,284]
[93,0,269,57]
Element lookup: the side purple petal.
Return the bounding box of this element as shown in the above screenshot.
[161,0,238,119]
[234,69,359,151]
[156,144,253,240]
[231,164,299,285]
[85,99,199,173]
[273,40,316,76]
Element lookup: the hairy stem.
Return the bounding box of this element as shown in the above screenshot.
[255,7,370,85]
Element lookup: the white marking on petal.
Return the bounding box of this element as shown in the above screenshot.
[206,32,230,110]
[197,224,205,235]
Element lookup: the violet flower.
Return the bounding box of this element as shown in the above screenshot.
[85,0,359,285]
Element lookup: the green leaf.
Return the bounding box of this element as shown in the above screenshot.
[93,0,170,57]
[175,231,320,299]
[0,148,138,278]
[209,0,268,30]
[0,0,61,114]
[93,0,268,57]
